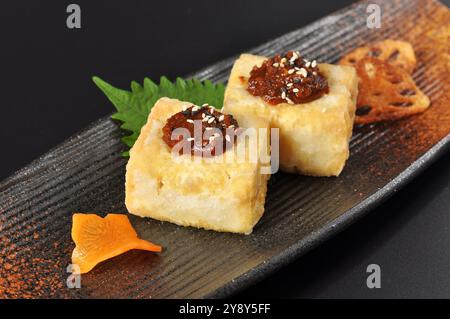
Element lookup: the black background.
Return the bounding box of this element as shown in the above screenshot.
[1,0,449,298]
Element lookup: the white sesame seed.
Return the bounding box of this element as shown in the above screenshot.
[219,115,225,122]
[303,59,309,63]
[208,117,215,124]
[287,83,293,87]
[289,55,297,64]
[187,137,194,141]
[229,125,235,128]
[293,88,299,93]
[202,113,206,118]
[305,61,311,68]
[281,58,287,63]
[225,135,231,142]
[202,103,209,107]
[205,127,213,130]
[272,62,279,67]
[311,60,317,67]
[281,91,286,99]
[186,119,194,124]
[299,68,308,77]
[286,97,294,104]
[280,63,285,68]
[192,106,200,112]
[288,69,295,74]
[202,117,209,122]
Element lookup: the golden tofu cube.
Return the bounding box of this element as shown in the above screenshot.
[125,97,271,234]
[223,54,358,176]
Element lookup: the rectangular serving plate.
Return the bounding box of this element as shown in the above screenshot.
[1,0,449,298]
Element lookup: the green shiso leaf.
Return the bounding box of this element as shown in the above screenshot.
[92,76,225,156]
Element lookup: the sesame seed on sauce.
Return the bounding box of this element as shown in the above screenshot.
[286,97,294,104]
[299,68,308,77]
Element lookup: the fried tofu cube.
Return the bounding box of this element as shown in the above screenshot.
[223,54,358,176]
[125,97,271,234]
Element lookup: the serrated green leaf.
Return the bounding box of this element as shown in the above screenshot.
[93,75,226,157]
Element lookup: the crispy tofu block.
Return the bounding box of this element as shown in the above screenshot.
[223,54,358,176]
[125,97,270,234]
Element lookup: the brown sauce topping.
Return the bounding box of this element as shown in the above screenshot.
[247,51,329,105]
[162,104,239,157]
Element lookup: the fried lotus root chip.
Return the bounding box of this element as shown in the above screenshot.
[71,213,162,274]
[354,57,430,124]
[339,39,417,74]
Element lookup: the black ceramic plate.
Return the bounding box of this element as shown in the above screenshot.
[1,0,449,298]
